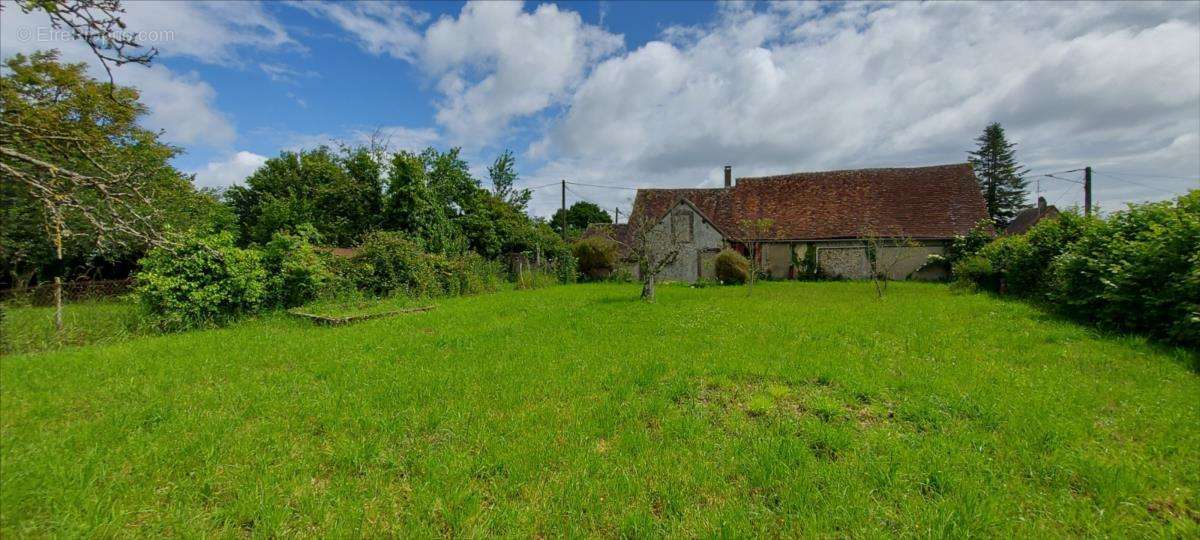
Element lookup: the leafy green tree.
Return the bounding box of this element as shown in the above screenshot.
[2,1,174,330]
[489,149,530,211]
[968,123,1029,227]
[383,150,458,253]
[226,146,384,247]
[551,202,612,238]
[0,52,219,292]
[331,145,385,242]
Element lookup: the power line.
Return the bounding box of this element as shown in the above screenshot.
[1041,173,1083,185]
[563,184,593,202]
[1096,170,1199,182]
[566,180,643,190]
[1027,168,1086,176]
[1050,183,1078,206]
[525,181,562,191]
[1091,171,1181,195]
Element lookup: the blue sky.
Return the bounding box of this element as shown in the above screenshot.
[2,1,1198,218]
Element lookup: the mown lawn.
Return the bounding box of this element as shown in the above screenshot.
[1,282,1197,536]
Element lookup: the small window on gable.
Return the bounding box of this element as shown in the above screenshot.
[672,210,693,242]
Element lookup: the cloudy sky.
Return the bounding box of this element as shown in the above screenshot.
[2,1,1197,218]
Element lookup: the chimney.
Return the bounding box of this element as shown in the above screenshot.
[1037,196,1047,213]
[724,165,732,188]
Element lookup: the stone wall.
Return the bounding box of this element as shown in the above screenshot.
[758,240,949,281]
[646,203,725,282]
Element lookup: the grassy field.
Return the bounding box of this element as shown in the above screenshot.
[1,300,140,355]
[2,282,1197,536]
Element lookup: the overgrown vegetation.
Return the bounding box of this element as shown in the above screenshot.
[3,283,1196,536]
[572,236,618,280]
[715,248,749,284]
[1049,192,1199,346]
[954,191,1198,347]
[135,232,268,332]
[2,52,575,337]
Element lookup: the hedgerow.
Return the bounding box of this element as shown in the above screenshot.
[1048,192,1199,346]
[955,191,1199,347]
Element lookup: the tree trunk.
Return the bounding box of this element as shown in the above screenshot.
[53,216,63,333]
[54,276,63,331]
[641,276,655,301]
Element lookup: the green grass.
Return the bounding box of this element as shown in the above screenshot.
[1,300,140,355]
[294,294,430,318]
[2,282,1197,536]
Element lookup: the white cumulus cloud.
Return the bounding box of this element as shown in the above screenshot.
[192,151,269,188]
[521,2,1200,217]
[296,1,622,145]
[0,0,296,148]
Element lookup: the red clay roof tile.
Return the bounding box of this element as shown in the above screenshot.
[627,163,987,240]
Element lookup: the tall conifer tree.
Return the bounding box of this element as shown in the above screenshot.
[968,123,1029,226]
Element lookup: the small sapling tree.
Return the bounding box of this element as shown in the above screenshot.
[622,219,681,301]
[738,218,774,296]
[861,224,921,299]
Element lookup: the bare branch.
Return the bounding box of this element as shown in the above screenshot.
[15,0,158,86]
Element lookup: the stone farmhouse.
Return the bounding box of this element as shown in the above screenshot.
[587,163,989,282]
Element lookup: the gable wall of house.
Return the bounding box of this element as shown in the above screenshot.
[647,203,725,282]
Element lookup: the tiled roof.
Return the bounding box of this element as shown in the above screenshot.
[581,223,630,244]
[627,163,987,240]
[1005,205,1059,235]
[628,188,733,236]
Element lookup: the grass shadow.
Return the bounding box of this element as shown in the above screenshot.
[971,289,1199,374]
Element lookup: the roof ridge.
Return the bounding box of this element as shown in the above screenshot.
[737,162,970,181]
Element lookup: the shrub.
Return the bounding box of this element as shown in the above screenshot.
[970,234,1030,293]
[136,232,268,331]
[1005,212,1092,295]
[951,254,998,292]
[947,220,995,267]
[715,249,750,284]
[352,231,439,297]
[572,237,619,281]
[554,254,578,284]
[955,212,1094,297]
[260,230,337,307]
[429,251,505,297]
[1049,191,1199,346]
[609,265,635,283]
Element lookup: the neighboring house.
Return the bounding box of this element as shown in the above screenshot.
[595,163,988,282]
[1005,196,1059,235]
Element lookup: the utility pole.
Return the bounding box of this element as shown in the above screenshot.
[614,207,620,224]
[1084,166,1092,216]
[560,179,567,241]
